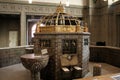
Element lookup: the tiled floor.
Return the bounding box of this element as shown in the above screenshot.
[0,63,31,80]
[85,62,120,77]
[0,62,120,80]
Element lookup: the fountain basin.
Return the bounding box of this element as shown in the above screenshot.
[21,54,49,71]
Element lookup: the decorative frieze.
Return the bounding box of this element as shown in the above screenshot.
[0,3,86,16]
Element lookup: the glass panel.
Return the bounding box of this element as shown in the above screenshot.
[39,39,51,47]
[70,20,76,25]
[62,39,77,54]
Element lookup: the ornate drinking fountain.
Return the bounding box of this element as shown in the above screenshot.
[21,2,90,80]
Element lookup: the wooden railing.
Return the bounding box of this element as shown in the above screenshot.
[90,45,120,67]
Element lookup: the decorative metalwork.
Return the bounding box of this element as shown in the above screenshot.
[55,2,64,13]
[62,39,77,54]
[39,39,51,47]
[35,2,88,33]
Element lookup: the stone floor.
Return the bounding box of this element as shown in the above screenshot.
[85,62,120,77]
[0,62,120,80]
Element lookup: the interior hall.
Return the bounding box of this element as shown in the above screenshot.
[0,0,120,80]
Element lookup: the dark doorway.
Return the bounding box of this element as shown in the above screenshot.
[0,14,20,47]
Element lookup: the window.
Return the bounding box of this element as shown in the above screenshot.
[31,24,37,37]
[62,39,77,54]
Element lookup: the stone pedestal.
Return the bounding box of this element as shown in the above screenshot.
[21,54,49,80]
[34,32,90,80]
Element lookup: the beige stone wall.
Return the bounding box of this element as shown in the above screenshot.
[89,0,120,47]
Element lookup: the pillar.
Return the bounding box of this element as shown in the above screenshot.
[20,11,27,46]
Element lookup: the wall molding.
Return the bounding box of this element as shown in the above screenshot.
[0,2,87,16]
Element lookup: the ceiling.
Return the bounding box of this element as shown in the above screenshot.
[0,0,87,6]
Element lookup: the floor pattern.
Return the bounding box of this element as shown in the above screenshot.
[0,62,120,80]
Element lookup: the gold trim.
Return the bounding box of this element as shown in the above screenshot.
[55,2,64,13]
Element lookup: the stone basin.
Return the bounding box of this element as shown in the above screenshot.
[21,54,49,80]
[21,54,49,71]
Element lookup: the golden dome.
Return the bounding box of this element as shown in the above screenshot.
[35,3,88,33]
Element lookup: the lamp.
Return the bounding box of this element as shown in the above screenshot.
[28,0,32,4]
[66,0,69,6]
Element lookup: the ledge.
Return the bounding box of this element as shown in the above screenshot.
[0,45,34,49]
[90,45,120,50]
[90,45,120,67]
[74,73,120,80]
[0,45,33,68]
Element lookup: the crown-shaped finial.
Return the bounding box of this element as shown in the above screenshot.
[56,2,64,13]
